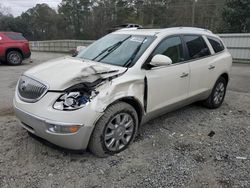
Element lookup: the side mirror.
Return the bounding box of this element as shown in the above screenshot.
[150,54,172,67]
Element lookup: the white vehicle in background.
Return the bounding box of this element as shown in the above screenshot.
[14,27,232,157]
[71,46,86,57]
[108,23,143,33]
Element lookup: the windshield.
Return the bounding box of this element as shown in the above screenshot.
[77,34,155,67]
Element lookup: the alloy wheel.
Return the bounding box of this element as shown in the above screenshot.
[8,53,21,65]
[213,82,225,105]
[104,113,135,152]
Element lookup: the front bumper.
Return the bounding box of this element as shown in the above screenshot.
[14,92,103,150]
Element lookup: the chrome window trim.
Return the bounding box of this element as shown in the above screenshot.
[142,33,227,70]
[149,51,226,70]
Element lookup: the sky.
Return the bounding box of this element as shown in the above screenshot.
[1,0,61,17]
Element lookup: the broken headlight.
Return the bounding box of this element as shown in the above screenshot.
[53,92,90,111]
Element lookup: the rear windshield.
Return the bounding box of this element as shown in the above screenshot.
[5,33,26,40]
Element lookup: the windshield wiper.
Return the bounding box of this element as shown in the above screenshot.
[92,36,131,61]
[123,37,146,68]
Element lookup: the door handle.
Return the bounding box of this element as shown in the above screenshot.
[208,65,215,70]
[180,72,189,78]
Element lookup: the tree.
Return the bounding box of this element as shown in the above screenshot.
[222,0,250,33]
[0,0,237,40]
[58,0,92,39]
[0,4,15,32]
[0,4,62,40]
[23,4,60,40]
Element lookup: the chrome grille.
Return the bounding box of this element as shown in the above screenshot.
[18,75,48,102]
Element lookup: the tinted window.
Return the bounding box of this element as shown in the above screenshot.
[207,37,225,53]
[152,36,184,64]
[5,33,26,40]
[184,35,210,60]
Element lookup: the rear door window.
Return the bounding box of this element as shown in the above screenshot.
[183,35,211,60]
[5,33,26,40]
[207,37,225,53]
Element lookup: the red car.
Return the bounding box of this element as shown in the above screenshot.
[0,32,31,65]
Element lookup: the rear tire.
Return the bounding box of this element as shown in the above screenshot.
[7,51,23,65]
[89,102,138,157]
[203,77,227,109]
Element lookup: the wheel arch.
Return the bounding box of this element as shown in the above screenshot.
[93,96,144,127]
[220,72,229,85]
[117,97,144,125]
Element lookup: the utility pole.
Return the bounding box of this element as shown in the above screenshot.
[192,0,198,26]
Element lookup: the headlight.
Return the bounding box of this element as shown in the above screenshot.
[53,92,90,111]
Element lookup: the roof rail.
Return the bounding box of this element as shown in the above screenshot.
[176,27,213,33]
[160,27,213,34]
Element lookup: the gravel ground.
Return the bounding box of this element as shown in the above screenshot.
[0,52,249,188]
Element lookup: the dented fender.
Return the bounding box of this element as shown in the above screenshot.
[89,75,145,113]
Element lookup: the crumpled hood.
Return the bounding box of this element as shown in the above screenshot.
[24,56,127,90]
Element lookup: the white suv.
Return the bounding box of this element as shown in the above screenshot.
[14,27,232,157]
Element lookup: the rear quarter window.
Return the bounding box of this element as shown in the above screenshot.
[207,37,225,53]
[183,35,211,60]
[5,33,26,41]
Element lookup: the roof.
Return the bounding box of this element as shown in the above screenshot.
[113,27,214,37]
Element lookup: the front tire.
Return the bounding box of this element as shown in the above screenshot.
[203,77,227,109]
[7,51,23,65]
[89,102,138,157]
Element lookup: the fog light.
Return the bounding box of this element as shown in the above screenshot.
[47,124,81,134]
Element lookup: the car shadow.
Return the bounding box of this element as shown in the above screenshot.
[134,102,212,142]
[0,60,32,66]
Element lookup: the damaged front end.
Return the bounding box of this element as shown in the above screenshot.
[53,91,93,111]
[53,64,127,111]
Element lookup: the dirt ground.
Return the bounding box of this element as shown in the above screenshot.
[0,52,249,188]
